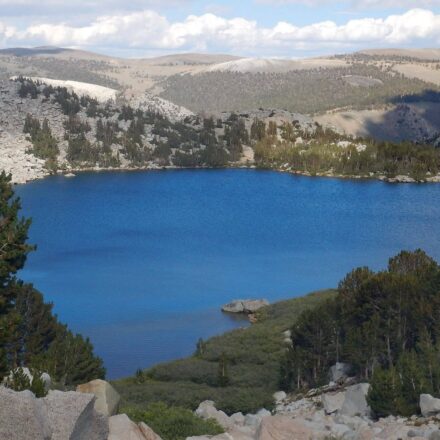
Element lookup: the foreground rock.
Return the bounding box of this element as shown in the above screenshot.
[44,390,108,440]
[76,379,120,416]
[189,383,440,440]
[0,387,52,440]
[221,299,269,314]
[0,386,107,440]
[0,386,162,440]
[108,414,163,440]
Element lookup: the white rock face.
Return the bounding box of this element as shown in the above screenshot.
[420,394,440,417]
[108,414,161,440]
[339,383,371,417]
[131,93,194,122]
[11,76,118,103]
[322,391,345,414]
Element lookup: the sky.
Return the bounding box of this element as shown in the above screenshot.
[0,0,440,58]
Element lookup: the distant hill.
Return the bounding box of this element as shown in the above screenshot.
[0,46,439,145]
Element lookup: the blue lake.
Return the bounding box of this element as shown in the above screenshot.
[16,169,440,378]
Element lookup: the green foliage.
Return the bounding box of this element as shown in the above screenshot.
[253,123,439,181]
[4,367,47,398]
[0,174,104,385]
[123,402,223,440]
[160,65,440,114]
[23,115,59,163]
[114,290,335,414]
[283,249,440,417]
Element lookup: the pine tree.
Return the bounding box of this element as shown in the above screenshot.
[217,352,230,387]
[0,172,34,377]
[367,366,400,417]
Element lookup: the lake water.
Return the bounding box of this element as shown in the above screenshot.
[16,169,440,378]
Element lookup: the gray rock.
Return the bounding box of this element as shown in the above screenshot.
[429,431,440,440]
[222,299,269,314]
[230,412,245,426]
[76,379,120,416]
[195,400,232,430]
[329,362,352,382]
[257,409,271,418]
[244,414,262,428]
[108,414,147,440]
[339,383,371,417]
[322,391,345,414]
[421,394,440,417]
[43,390,108,440]
[0,386,52,440]
[272,391,286,404]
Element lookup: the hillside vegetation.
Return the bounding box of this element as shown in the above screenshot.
[113,289,336,415]
[160,65,440,114]
[282,249,440,417]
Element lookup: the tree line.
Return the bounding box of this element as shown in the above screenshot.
[280,249,440,417]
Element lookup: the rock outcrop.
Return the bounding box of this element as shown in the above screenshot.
[43,390,108,440]
[339,383,371,417]
[420,394,440,418]
[328,362,352,383]
[76,379,120,416]
[108,414,163,440]
[221,299,269,314]
[0,386,162,440]
[0,387,52,440]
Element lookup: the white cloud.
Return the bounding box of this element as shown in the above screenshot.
[259,0,440,7]
[1,8,440,56]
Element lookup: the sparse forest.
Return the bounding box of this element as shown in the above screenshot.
[160,65,440,114]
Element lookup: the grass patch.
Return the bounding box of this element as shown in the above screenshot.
[122,402,224,440]
[113,289,335,415]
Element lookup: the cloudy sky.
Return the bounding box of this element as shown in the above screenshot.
[0,0,439,58]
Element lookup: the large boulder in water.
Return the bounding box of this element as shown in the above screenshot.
[0,387,52,440]
[420,394,440,417]
[76,379,120,416]
[222,299,269,314]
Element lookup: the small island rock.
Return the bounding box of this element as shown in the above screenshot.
[222,299,269,314]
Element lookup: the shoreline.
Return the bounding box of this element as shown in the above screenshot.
[15,162,440,185]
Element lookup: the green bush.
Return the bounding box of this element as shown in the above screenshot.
[114,290,335,415]
[122,402,223,440]
[4,367,47,398]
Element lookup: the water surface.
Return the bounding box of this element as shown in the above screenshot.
[16,170,440,378]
